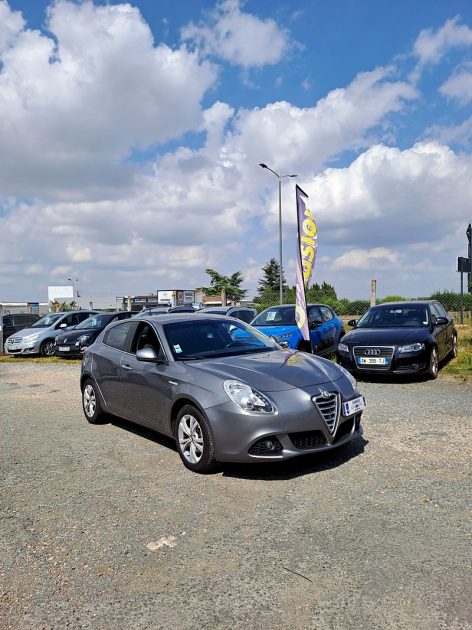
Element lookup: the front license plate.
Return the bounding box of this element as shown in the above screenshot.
[342,396,366,416]
[357,356,388,365]
[58,346,70,352]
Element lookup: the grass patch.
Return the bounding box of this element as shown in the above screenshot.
[0,355,81,364]
[442,321,472,379]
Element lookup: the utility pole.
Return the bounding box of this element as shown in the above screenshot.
[370,280,377,306]
[467,223,471,294]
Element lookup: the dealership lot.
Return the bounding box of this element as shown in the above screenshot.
[1,362,471,629]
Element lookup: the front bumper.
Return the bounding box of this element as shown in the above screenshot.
[4,340,41,355]
[336,346,429,375]
[205,384,363,463]
[54,343,85,358]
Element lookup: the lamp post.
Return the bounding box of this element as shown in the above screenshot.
[67,277,79,301]
[259,163,297,304]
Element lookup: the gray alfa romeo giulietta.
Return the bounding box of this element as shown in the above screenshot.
[81,315,365,473]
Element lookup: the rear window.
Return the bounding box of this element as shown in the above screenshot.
[103,322,133,351]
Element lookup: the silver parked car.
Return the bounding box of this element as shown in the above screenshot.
[4,310,97,357]
[81,315,365,473]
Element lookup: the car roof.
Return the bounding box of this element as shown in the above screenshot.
[370,301,432,309]
[259,303,331,310]
[143,313,236,325]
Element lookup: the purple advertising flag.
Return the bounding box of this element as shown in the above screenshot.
[295,185,318,341]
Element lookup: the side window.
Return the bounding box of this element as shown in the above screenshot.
[320,306,334,322]
[104,322,133,351]
[308,306,322,324]
[434,302,448,318]
[131,323,165,359]
[62,314,77,326]
[77,313,91,323]
[429,303,442,324]
[4,316,13,326]
[237,310,255,323]
[117,312,131,320]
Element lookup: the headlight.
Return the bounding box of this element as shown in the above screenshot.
[398,342,424,353]
[338,342,348,353]
[223,380,276,413]
[336,363,357,388]
[24,333,40,342]
[77,334,92,345]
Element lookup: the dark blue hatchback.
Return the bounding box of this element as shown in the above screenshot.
[251,304,345,355]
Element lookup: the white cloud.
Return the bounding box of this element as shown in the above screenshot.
[425,115,472,146]
[439,64,472,104]
[181,0,290,68]
[413,16,472,66]
[333,248,400,271]
[233,67,417,180]
[0,0,216,199]
[302,142,472,242]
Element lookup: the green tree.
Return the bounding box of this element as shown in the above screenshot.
[203,269,247,306]
[257,258,287,295]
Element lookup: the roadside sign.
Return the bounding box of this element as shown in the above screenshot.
[457,257,472,273]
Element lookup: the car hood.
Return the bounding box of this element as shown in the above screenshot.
[8,326,49,338]
[56,328,99,343]
[344,327,430,345]
[190,350,343,392]
[254,324,298,338]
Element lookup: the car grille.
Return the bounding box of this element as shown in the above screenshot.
[289,431,326,450]
[8,337,22,344]
[248,436,283,456]
[313,392,339,435]
[353,346,394,370]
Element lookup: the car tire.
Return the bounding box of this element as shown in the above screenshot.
[175,405,217,473]
[82,379,106,424]
[451,334,458,359]
[40,339,55,357]
[427,346,439,380]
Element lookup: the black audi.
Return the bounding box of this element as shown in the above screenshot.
[54,311,133,358]
[336,301,457,379]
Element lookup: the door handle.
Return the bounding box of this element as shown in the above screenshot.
[122,364,133,370]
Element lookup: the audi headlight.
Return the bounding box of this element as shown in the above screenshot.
[336,363,357,388]
[398,342,424,353]
[337,342,348,353]
[223,380,276,413]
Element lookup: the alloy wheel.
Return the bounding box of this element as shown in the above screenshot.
[83,384,96,418]
[429,347,439,379]
[178,414,204,464]
[42,340,55,357]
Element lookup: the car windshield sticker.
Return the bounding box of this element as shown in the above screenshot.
[266,311,277,321]
[173,344,182,353]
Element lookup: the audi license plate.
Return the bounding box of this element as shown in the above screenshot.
[342,396,366,416]
[357,356,388,365]
[58,346,70,352]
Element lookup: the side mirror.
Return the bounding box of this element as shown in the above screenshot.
[59,322,68,329]
[279,341,290,349]
[136,347,165,363]
[434,316,448,326]
[347,319,357,328]
[309,319,323,329]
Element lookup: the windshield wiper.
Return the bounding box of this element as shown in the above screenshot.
[178,355,209,360]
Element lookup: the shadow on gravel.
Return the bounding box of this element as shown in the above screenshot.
[109,416,177,452]
[220,436,368,481]
[106,416,368,479]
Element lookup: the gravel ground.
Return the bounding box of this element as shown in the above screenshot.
[0,362,471,630]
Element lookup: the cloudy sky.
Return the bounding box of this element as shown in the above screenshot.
[1,0,472,306]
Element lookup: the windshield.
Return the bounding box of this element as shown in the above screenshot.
[75,315,109,330]
[31,313,63,328]
[252,306,296,327]
[163,318,278,360]
[357,306,430,328]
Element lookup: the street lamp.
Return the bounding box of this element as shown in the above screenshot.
[259,163,297,304]
[67,277,80,300]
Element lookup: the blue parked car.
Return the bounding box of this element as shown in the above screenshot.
[251,303,345,356]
